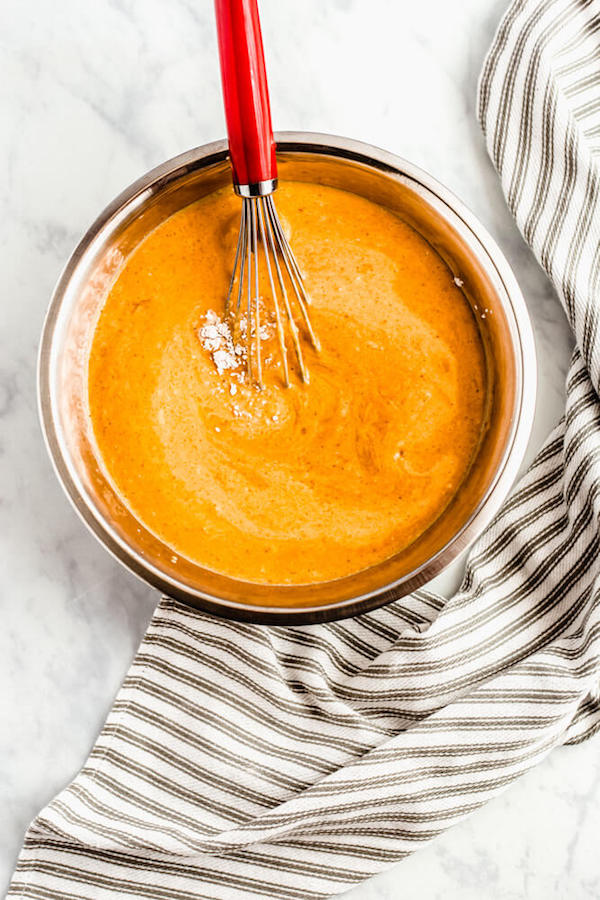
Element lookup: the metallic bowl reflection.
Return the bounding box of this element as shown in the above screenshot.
[38,133,536,624]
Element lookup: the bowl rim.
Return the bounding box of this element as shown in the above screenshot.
[38,131,537,625]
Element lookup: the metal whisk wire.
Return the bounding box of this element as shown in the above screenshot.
[225,195,320,388]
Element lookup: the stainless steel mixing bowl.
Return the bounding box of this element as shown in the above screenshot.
[38,133,536,624]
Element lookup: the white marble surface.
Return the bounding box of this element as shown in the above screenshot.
[1,0,598,897]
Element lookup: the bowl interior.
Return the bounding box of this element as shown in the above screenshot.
[40,136,533,622]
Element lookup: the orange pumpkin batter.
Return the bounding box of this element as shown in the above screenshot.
[88,181,486,585]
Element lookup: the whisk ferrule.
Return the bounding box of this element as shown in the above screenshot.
[235,179,278,198]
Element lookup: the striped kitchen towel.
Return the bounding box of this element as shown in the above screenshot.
[9,0,600,897]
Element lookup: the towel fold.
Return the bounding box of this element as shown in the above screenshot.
[10,1,600,897]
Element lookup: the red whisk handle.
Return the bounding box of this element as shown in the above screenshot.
[214,0,277,195]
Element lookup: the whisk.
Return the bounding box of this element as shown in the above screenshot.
[214,0,320,388]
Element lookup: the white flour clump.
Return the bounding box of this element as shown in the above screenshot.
[198,308,275,378]
[198,310,245,375]
[239,314,273,343]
